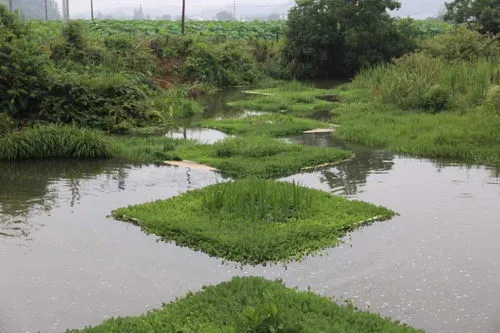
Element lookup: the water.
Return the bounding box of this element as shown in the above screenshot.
[1,139,499,333]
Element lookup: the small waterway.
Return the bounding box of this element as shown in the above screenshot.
[1,106,500,333]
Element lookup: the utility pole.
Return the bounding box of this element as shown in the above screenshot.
[8,0,12,11]
[181,0,186,35]
[44,0,48,20]
[233,0,236,21]
[90,0,94,20]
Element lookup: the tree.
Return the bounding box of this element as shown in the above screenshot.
[268,13,281,20]
[444,0,500,34]
[283,0,417,78]
[215,10,233,21]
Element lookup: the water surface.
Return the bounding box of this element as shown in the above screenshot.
[1,134,499,333]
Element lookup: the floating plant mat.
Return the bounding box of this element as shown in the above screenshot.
[176,136,351,178]
[229,82,339,117]
[200,114,332,137]
[112,179,395,265]
[67,277,421,333]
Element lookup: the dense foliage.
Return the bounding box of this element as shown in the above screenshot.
[68,277,421,332]
[444,0,500,34]
[283,0,417,78]
[112,179,394,264]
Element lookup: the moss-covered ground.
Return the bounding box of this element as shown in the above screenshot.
[200,114,331,137]
[67,277,422,333]
[112,179,394,264]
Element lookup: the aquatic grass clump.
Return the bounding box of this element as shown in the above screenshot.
[201,114,330,137]
[67,277,422,333]
[229,82,337,116]
[177,136,352,178]
[0,124,114,160]
[201,179,313,223]
[112,179,395,264]
[113,136,187,164]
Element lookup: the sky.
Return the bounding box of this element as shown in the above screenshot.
[66,0,447,19]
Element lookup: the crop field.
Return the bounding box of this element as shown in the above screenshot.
[27,18,451,42]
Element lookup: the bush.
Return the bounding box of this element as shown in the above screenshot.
[0,124,114,160]
[486,85,500,113]
[422,24,500,61]
[0,113,15,137]
[39,72,151,133]
[422,85,452,112]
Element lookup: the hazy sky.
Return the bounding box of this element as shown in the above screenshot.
[67,0,446,19]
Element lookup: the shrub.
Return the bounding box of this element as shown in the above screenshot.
[486,85,500,113]
[422,85,452,112]
[0,125,114,160]
[422,24,500,61]
[39,72,151,132]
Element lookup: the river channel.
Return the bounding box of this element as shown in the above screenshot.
[1,94,499,333]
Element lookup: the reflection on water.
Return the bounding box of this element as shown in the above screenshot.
[288,133,394,196]
[1,135,500,333]
[0,160,129,240]
[167,127,228,144]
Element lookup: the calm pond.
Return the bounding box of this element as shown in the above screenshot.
[1,99,499,332]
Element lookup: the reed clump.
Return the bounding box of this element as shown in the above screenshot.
[0,124,114,160]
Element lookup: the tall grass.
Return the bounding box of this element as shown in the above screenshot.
[201,179,313,223]
[0,124,114,160]
[351,53,500,111]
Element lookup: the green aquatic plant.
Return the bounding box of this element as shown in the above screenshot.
[177,136,351,178]
[201,114,329,137]
[201,179,313,223]
[0,125,114,160]
[112,179,395,264]
[66,277,422,333]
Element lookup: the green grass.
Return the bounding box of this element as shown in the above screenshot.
[350,53,500,112]
[335,98,500,165]
[200,114,331,137]
[177,136,351,178]
[229,82,338,116]
[112,179,395,264]
[0,125,114,160]
[113,136,186,164]
[67,276,421,333]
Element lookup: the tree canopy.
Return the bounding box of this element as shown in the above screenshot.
[444,0,500,34]
[283,0,417,78]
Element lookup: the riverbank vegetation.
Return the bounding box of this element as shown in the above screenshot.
[67,276,421,333]
[112,179,394,264]
[333,25,500,165]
